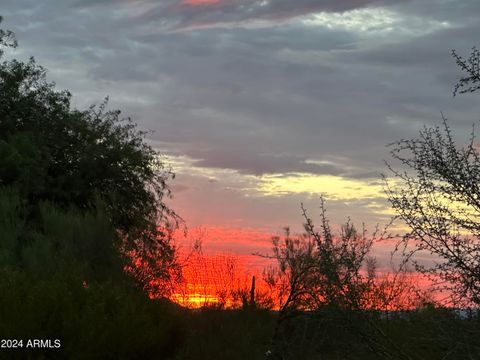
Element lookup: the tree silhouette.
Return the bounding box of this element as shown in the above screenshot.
[452,47,480,96]
[265,199,377,316]
[0,17,180,294]
[385,118,480,306]
[262,198,410,359]
[384,47,480,306]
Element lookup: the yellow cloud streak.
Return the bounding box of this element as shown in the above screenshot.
[258,173,384,200]
[163,154,389,205]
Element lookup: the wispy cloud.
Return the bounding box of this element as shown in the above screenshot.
[133,0,415,31]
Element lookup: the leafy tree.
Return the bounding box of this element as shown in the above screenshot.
[0,18,180,294]
[0,17,186,357]
[0,189,185,359]
[0,17,16,56]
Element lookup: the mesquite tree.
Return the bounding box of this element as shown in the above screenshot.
[384,47,480,306]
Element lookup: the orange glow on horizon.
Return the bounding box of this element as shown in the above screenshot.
[134,226,448,310]
[168,255,439,310]
[166,248,436,310]
[170,251,274,308]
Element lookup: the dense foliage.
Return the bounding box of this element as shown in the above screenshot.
[0,17,184,358]
[0,17,179,295]
[0,189,184,359]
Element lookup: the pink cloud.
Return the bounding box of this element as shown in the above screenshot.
[181,0,223,6]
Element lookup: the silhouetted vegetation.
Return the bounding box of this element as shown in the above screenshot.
[384,47,480,307]
[0,17,184,358]
[261,199,434,360]
[385,118,480,307]
[0,18,180,295]
[452,47,480,96]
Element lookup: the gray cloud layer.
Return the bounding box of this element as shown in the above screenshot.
[2,0,480,181]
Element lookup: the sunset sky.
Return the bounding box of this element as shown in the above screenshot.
[3,0,480,270]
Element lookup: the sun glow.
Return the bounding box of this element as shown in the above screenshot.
[168,250,431,310]
[171,292,226,308]
[170,251,271,308]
